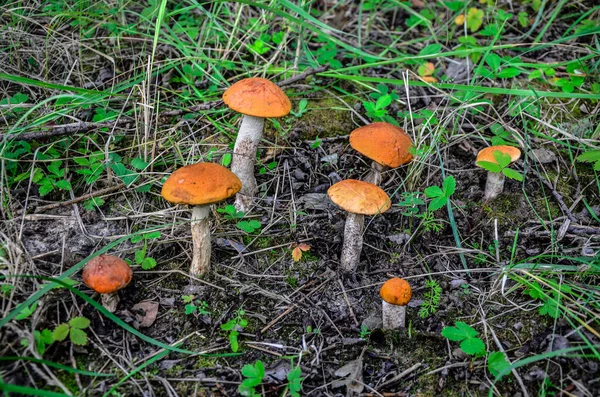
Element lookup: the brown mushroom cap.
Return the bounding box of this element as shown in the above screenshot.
[161,162,242,206]
[82,255,132,294]
[222,77,291,118]
[327,179,391,215]
[350,122,414,167]
[380,278,412,305]
[476,145,521,166]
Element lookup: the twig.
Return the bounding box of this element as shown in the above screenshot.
[532,169,579,223]
[0,66,329,142]
[17,183,125,215]
[486,324,530,397]
[376,363,421,390]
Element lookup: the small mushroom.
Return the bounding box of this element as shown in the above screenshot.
[82,254,132,313]
[350,122,413,185]
[161,162,241,276]
[380,278,412,329]
[328,179,391,272]
[476,145,521,200]
[223,77,291,212]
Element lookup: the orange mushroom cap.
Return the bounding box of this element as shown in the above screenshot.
[327,179,391,215]
[380,278,412,305]
[223,77,291,118]
[476,145,521,166]
[82,255,132,294]
[161,162,242,206]
[350,122,414,167]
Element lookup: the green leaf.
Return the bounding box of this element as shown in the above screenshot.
[248,220,261,229]
[130,157,149,170]
[221,153,232,167]
[375,94,392,110]
[424,185,443,198]
[16,302,38,320]
[477,161,502,173]
[47,161,63,177]
[38,180,55,196]
[488,351,511,378]
[492,151,511,168]
[185,304,197,315]
[241,362,261,379]
[502,168,523,181]
[40,329,55,344]
[496,68,522,79]
[576,151,600,163]
[141,257,157,270]
[428,197,447,212]
[485,53,502,72]
[69,316,90,329]
[53,324,70,341]
[221,319,236,331]
[229,330,239,352]
[460,337,486,355]
[442,176,456,197]
[54,180,72,191]
[69,327,88,346]
[135,247,146,265]
[419,44,442,56]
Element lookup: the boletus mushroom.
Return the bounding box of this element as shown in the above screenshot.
[350,122,413,186]
[161,162,241,276]
[380,277,412,329]
[222,77,291,212]
[476,145,521,200]
[328,179,391,272]
[82,254,132,313]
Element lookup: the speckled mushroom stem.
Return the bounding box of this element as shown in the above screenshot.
[484,171,505,201]
[101,293,120,313]
[231,115,265,213]
[340,212,365,272]
[365,163,387,186]
[382,300,406,329]
[190,205,212,276]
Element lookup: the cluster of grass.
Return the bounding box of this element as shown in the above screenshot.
[1,0,600,396]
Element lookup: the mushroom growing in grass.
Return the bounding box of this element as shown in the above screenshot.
[475,145,522,201]
[223,77,291,212]
[350,122,413,186]
[82,254,132,313]
[380,277,412,329]
[161,162,241,276]
[328,179,391,272]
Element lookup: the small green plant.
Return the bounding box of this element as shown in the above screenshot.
[286,363,303,397]
[524,280,569,319]
[576,150,600,171]
[441,321,485,356]
[424,175,456,212]
[182,295,210,316]
[477,150,524,181]
[359,324,371,339]
[16,302,38,320]
[218,205,262,233]
[396,192,426,217]
[221,307,248,352]
[418,279,442,318]
[238,360,265,396]
[363,84,397,124]
[258,161,277,175]
[21,329,54,355]
[53,316,90,346]
[290,99,308,118]
[131,231,161,270]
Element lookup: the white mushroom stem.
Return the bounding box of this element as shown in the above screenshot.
[382,300,406,329]
[484,171,505,201]
[190,205,211,276]
[231,115,265,213]
[365,162,387,186]
[101,293,120,313]
[340,212,365,272]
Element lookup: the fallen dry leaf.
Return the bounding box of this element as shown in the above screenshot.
[132,301,159,328]
[291,243,311,262]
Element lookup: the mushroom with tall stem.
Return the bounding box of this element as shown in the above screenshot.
[328,179,391,272]
[161,162,241,276]
[350,122,413,186]
[223,77,291,213]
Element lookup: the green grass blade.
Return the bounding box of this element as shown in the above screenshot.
[0,356,114,377]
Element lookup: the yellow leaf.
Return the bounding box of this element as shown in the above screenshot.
[297,243,311,252]
[418,62,435,77]
[421,76,438,83]
[454,14,465,25]
[292,246,302,262]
